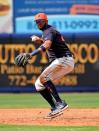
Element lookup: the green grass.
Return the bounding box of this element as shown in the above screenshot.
[0,93,99,108]
[0,93,99,131]
[0,125,99,131]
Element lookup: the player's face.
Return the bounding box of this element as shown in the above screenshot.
[35,19,46,30]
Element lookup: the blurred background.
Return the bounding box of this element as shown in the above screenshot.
[0,0,99,93]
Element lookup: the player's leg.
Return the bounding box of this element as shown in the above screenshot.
[43,80,62,102]
[35,78,55,109]
[39,70,68,111]
[39,57,74,110]
[35,78,61,117]
[41,57,74,83]
[43,81,68,111]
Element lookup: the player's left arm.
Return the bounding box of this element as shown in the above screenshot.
[30,39,52,56]
[14,40,52,66]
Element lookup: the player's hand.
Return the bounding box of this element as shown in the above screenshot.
[14,53,31,67]
[31,35,43,44]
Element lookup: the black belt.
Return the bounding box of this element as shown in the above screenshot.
[64,53,73,57]
[57,54,73,59]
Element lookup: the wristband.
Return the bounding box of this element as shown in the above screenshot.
[40,45,46,52]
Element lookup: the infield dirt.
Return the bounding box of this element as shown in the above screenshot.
[0,108,99,126]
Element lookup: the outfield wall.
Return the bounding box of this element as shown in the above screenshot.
[0,33,99,92]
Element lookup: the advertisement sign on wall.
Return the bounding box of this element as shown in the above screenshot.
[14,0,99,33]
[15,15,99,33]
[0,0,13,33]
[0,33,99,92]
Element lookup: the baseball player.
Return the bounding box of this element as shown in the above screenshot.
[15,13,75,118]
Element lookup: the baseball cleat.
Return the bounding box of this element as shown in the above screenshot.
[55,100,68,112]
[45,110,63,119]
[45,112,63,119]
[44,100,68,119]
[45,107,62,119]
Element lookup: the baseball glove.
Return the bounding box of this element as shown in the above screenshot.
[14,53,31,66]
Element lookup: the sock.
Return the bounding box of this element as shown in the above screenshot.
[43,80,62,102]
[39,88,55,109]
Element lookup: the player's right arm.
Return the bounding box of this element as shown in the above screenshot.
[31,35,43,44]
